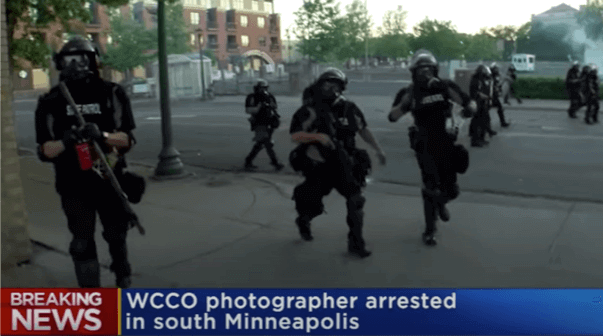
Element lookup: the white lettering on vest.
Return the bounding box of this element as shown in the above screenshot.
[66,103,101,116]
[420,94,444,105]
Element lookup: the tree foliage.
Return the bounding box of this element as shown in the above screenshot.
[462,33,500,62]
[410,18,463,61]
[577,0,603,41]
[336,0,372,62]
[102,12,154,74]
[379,7,407,36]
[147,1,191,55]
[293,0,343,62]
[6,0,128,70]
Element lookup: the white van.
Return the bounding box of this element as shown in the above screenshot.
[511,54,535,72]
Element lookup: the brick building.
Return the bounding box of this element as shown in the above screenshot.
[133,0,282,71]
[11,2,134,91]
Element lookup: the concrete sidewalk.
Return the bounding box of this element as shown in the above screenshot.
[4,153,603,288]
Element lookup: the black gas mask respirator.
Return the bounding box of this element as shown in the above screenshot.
[60,53,94,81]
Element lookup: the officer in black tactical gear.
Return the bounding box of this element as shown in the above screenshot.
[244,79,284,171]
[389,49,476,246]
[489,63,510,128]
[35,36,140,288]
[584,65,600,124]
[503,64,522,105]
[469,64,493,147]
[289,68,387,258]
[566,61,583,119]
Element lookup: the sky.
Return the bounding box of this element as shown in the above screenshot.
[275,0,589,38]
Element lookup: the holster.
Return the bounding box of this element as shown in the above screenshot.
[289,144,313,173]
[351,149,372,186]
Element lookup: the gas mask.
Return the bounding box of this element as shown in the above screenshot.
[415,67,435,88]
[318,80,343,104]
[60,53,94,81]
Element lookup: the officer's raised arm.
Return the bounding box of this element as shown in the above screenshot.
[388,87,412,122]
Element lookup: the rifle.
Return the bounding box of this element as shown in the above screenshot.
[314,99,357,185]
[59,81,146,235]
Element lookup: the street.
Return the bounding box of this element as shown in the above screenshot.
[13,85,603,203]
[10,82,603,288]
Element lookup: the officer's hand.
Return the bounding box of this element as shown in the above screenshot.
[62,126,81,148]
[317,133,336,149]
[377,151,387,166]
[80,123,104,142]
[465,101,477,116]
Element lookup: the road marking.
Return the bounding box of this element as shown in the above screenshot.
[145,115,196,120]
[541,126,566,131]
[501,132,603,140]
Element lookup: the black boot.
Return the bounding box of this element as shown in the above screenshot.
[501,121,510,127]
[73,260,101,288]
[346,195,371,258]
[437,202,450,222]
[295,216,313,241]
[104,232,132,288]
[245,142,263,170]
[422,189,439,246]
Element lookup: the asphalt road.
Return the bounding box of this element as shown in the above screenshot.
[13,88,603,204]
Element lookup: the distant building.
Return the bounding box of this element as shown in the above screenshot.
[132,0,282,72]
[530,3,603,70]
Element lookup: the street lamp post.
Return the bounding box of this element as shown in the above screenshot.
[154,0,186,178]
[198,32,206,100]
[364,0,368,80]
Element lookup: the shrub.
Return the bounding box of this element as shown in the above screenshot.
[514,77,603,100]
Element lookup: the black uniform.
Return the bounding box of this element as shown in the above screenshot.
[504,68,522,104]
[244,91,282,169]
[490,68,509,127]
[35,76,136,288]
[469,71,491,146]
[584,70,600,124]
[392,79,472,242]
[566,66,583,118]
[290,96,371,255]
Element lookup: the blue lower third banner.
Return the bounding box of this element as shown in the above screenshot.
[120,289,603,335]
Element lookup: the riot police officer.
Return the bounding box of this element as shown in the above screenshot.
[35,36,139,288]
[469,64,493,147]
[584,65,600,124]
[289,68,387,258]
[244,79,284,171]
[490,63,510,127]
[388,49,476,246]
[566,61,583,119]
[503,64,522,105]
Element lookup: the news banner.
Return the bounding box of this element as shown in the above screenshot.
[2,289,603,335]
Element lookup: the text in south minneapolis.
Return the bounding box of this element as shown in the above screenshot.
[123,292,457,332]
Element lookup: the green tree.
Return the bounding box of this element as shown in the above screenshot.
[147,1,190,55]
[461,32,499,62]
[410,18,463,61]
[379,6,407,36]
[102,11,154,87]
[7,0,128,71]
[293,0,343,62]
[337,0,372,64]
[576,0,603,41]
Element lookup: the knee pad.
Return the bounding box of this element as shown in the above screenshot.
[69,239,97,261]
[293,186,324,217]
[346,193,366,210]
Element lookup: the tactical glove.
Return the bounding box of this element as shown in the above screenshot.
[62,126,81,148]
[81,123,105,142]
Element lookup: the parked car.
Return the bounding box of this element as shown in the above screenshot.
[120,77,151,98]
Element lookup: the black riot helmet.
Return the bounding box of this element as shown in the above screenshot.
[589,64,598,76]
[508,64,516,72]
[476,64,492,78]
[571,61,580,71]
[409,49,438,76]
[254,78,269,93]
[53,36,101,80]
[490,62,500,75]
[582,64,592,76]
[317,67,348,91]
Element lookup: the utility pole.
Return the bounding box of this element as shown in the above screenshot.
[154,0,186,178]
[198,32,206,100]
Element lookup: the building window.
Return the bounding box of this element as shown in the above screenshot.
[107,35,113,44]
[241,35,249,47]
[252,0,258,11]
[191,34,196,45]
[257,17,265,28]
[240,15,248,27]
[191,12,200,24]
[264,1,272,13]
[259,36,266,46]
[234,0,243,9]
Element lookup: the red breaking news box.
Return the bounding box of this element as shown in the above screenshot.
[1,288,119,335]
